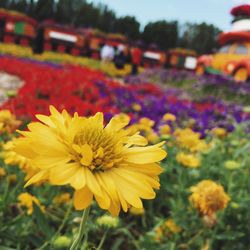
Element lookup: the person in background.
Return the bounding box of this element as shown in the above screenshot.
[130,43,142,75]
[114,44,126,69]
[100,42,115,63]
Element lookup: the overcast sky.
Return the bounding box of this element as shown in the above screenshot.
[87,0,250,31]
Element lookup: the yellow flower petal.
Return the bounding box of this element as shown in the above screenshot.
[111,171,143,208]
[24,170,49,187]
[125,143,167,164]
[106,115,129,132]
[85,168,102,195]
[80,144,93,166]
[126,133,148,146]
[70,168,86,189]
[74,186,93,210]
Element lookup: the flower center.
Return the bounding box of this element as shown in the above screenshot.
[72,127,123,171]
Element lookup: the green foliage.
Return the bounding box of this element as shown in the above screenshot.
[0,124,249,249]
[34,0,55,21]
[142,20,179,50]
[179,22,221,54]
[115,16,140,40]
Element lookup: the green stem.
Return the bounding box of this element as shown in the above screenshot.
[96,228,109,250]
[70,206,91,250]
[187,229,204,246]
[37,203,73,250]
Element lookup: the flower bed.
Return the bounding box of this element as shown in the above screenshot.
[1,56,250,135]
[0,43,133,77]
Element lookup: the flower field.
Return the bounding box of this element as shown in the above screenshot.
[0,44,250,250]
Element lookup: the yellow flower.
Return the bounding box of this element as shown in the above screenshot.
[174,128,209,152]
[139,117,155,128]
[2,139,39,181]
[132,103,142,111]
[212,127,227,138]
[53,193,71,205]
[231,202,239,209]
[154,226,163,242]
[96,215,119,228]
[189,180,230,216]
[224,160,241,170]
[0,167,6,177]
[159,124,171,135]
[113,113,130,124]
[165,219,181,233]
[146,131,160,144]
[15,106,167,216]
[0,110,21,134]
[53,236,72,249]
[129,207,145,216]
[129,118,155,136]
[162,113,176,122]
[176,152,200,168]
[154,218,181,242]
[3,139,29,168]
[18,192,45,215]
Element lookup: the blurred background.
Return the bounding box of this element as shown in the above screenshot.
[1,1,250,250]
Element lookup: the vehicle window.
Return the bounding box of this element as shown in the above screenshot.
[234,44,249,55]
[219,45,231,53]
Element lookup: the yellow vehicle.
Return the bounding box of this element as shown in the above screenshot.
[212,42,250,70]
[196,32,250,82]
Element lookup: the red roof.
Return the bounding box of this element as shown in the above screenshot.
[231,5,250,17]
[219,31,250,45]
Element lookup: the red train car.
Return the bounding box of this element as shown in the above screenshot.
[142,47,167,68]
[33,21,88,55]
[83,29,106,59]
[0,8,37,46]
[167,48,197,70]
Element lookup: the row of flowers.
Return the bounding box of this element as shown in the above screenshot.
[1,56,250,136]
[0,43,133,77]
[125,67,250,106]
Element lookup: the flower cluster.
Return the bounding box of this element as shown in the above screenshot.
[2,139,38,180]
[176,152,200,168]
[1,55,250,135]
[0,110,21,134]
[189,180,230,216]
[18,192,45,215]
[0,43,133,77]
[155,219,181,242]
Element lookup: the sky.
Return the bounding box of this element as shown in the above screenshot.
[87,0,250,31]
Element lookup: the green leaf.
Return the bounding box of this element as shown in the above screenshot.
[215,231,245,240]
[0,246,16,250]
[111,238,124,250]
[33,202,54,239]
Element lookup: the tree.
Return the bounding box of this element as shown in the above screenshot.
[115,16,140,40]
[142,20,178,50]
[97,4,116,32]
[34,0,55,21]
[8,0,28,13]
[179,22,221,54]
[0,0,10,8]
[74,2,99,28]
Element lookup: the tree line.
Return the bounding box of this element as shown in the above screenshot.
[0,0,221,54]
